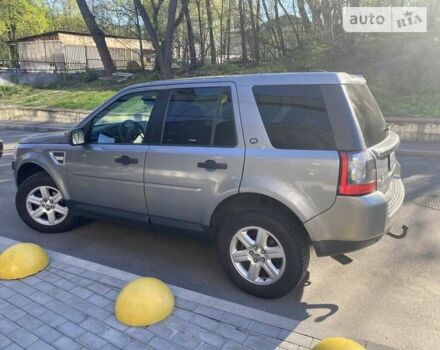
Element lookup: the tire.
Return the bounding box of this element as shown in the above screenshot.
[217,206,309,298]
[16,172,79,233]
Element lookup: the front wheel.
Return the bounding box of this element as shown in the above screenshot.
[217,207,309,298]
[16,172,79,233]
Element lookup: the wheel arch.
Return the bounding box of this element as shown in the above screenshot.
[16,162,48,186]
[16,160,70,200]
[210,193,311,243]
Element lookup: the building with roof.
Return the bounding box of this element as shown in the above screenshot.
[8,31,153,73]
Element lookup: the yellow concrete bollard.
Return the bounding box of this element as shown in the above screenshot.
[115,277,175,327]
[313,338,366,350]
[0,243,49,280]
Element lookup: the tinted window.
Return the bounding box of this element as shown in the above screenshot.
[162,87,236,146]
[345,84,387,147]
[252,85,335,150]
[90,91,158,144]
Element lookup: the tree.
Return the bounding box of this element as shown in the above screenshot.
[297,0,311,32]
[76,0,115,75]
[45,0,86,32]
[261,0,281,58]
[276,0,302,48]
[0,0,49,60]
[238,0,247,61]
[133,0,185,79]
[225,0,232,62]
[195,0,205,65]
[274,0,286,57]
[247,0,260,63]
[205,0,216,64]
[134,3,145,72]
[183,0,197,68]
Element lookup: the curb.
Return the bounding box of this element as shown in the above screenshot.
[0,123,71,132]
[0,235,393,349]
[397,149,440,158]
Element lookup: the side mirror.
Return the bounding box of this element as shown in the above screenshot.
[69,128,85,146]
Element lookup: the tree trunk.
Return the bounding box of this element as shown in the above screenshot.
[276,0,303,47]
[134,0,179,79]
[161,0,179,79]
[274,1,286,57]
[195,0,205,65]
[219,0,224,63]
[297,0,312,32]
[226,0,232,62]
[255,0,260,62]
[205,0,216,64]
[134,4,145,72]
[261,0,280,58]
[76,0,115,75]
[306,0,322,27]
[238,0,248,62]
[183,0,197,68]
[247,0,260,63]
[321,0,333,30]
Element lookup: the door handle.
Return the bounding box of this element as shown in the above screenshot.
[197,159,228,170]
[115,155,138,165]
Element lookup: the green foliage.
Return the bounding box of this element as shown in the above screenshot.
[376,94,440,118]
[0,0,49,41]
[44,0,86,32]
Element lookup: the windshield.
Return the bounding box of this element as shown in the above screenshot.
[345,84,387,147]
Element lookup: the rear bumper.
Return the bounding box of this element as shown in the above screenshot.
[306,177,405,257]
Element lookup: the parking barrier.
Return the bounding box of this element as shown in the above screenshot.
[0,243,49,280]
[115,277,175,327]
[312,337,366,350]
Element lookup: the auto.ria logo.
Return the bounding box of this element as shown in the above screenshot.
[343,7,427,32]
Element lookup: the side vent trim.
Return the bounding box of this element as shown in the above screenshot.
[49,151,66,165]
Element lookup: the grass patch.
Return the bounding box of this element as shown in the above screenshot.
[375,93,440,118]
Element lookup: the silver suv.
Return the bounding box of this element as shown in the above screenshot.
[13,73,405,298]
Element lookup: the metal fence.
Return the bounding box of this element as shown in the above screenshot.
[0,59,152,73]
[1,40,154,73]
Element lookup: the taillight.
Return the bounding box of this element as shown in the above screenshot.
[338,150,377,196]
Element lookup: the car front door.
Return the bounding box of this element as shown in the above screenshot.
[145,83,245,231]
[67,89,164,221]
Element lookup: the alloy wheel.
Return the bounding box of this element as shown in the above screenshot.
[26,186,68,226]
[229,226,286,285]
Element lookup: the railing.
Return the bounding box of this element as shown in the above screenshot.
[0,59,152,73]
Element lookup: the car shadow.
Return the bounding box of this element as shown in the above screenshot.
[287,271,339,323]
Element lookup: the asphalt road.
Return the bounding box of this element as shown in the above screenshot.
[1,129,439,349]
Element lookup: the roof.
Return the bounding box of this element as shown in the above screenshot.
[121,72,366,93]
[11,30,143,43]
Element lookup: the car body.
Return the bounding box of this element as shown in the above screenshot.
[0,137,3,159]
[12,72,405,297]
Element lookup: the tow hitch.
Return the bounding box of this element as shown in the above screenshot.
[386,224,409,239]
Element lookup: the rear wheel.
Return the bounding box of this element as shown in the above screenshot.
[217,207,309,298]
[16,172,79,233]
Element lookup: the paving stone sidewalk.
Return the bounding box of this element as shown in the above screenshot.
[0,237,393,350]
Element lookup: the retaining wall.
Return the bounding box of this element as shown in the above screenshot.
[0,106,88,124]
[387,117,440,142]
[0,106,439,142]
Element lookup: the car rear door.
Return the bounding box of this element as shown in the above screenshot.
[344,84,403,216]
[144,82,245,231]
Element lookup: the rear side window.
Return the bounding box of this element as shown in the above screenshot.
[345,84,387,148]
[252,85,335,150]
[162,87,236,146]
